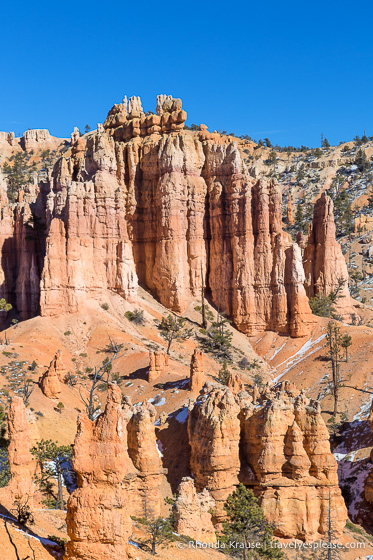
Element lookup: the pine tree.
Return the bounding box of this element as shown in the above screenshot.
[159,314,193,354]
[31,440,73,509]
[220,484,284,559]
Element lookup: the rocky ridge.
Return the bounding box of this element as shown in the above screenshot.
[0,93,353,339]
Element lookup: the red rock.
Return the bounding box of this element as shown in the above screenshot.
[126,402,170,518]
[38,351,66,399]
[226,371,244,394]
[187,384,241,522]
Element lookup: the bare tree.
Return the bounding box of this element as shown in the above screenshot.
[79,340,122,420]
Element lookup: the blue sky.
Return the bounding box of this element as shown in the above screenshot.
[1,0,372,147]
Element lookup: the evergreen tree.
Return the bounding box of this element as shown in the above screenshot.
[131,516,175,555]
[198,311,233,360]
[220,484,284,559]
[218,362,230,385]
[159,314,193,354]
[31,440,73,509]
[340,333,352,362]
[355,149,370,173]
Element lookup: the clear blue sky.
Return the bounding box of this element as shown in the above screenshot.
[1,0,372,147]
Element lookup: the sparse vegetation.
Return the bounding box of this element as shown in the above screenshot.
[158,314,193,355]
[197,311,233,360]
[125,308,145,325]
[31,439,73,510]
[131,515,176,555]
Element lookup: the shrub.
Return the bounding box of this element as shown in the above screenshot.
[100,302,109,311]
[125,308,145,325]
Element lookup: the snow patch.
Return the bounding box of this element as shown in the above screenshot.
[175,407,188,423]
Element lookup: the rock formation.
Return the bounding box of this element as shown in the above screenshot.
[6,396,36,503]
[187,381,346,540]
[148,351,169,382]
[303,192,355,321]
[189,349,205,393]
[126,402,170,518]
[287,194,294,225]
[240,384,346,540]
[38,351,66,398]
[0,94,320,337]
[174,477,216,543]
[65,384,133,560]
[188,384,241,522]
[21,129,51,150]
[226,371,244,394]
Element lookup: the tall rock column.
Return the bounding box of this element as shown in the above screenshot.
[6,397,36,504]
[303,193,355,322]
[174,477,216,543]
[65,384,133,560]
[189,350,205,393]
[126,402,171,518]
[187,384,240,522]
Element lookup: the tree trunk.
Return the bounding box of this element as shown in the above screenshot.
[151,539,156,555]
[167,336,172,355]
[57,463,64,510]
[345,347,348,362]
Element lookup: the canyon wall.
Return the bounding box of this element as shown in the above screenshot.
[0,94,322,337]
[0,95,354,336]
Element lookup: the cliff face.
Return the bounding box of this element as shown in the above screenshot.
[0,94,318,337]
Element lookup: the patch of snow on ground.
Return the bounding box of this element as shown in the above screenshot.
[353,394,373,422]
[153,397,166,406]
[156,440,164,457]
[175,407,188,423]
[269,342,287,362]
[272,334,326,382]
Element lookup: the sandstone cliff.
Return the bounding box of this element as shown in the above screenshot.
[126,401,171,518]
[188,384,241,523]
[0,94,317,337]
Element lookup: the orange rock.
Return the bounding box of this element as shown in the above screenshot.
[189,350,205,393]
[188,384,241,522]
[6,397,36,503]
[287,194,294,225]
[226,371,244,394]
[240,383,347,540]
[38,351,66,398]
[65,384,133,560]
[127,402,171,518]
[174,477,216,543]
[148,351,169,382]
[303,193,355,322]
